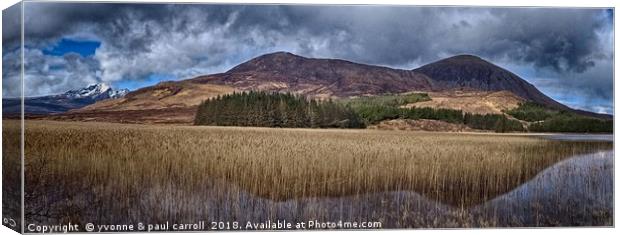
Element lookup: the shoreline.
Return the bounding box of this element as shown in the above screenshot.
[2,119,614,138]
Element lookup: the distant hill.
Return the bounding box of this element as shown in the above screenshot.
[412,55,611,119]
[2,83,129,115]
[413,55,567,109]
[28,52,611,123]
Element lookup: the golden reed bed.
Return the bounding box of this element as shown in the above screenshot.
[2,120,612,227]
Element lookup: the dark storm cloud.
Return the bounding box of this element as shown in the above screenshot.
[2,2,21,51]
[479,8,611,73]
[2,3,613,113]
[13,4,610,69]
[11,4,612,71]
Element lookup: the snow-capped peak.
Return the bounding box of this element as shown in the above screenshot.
[63,83,129,99]
[97,83,110,92]
[109,88,130,98]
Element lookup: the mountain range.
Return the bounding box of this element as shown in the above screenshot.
[2,83,129,114]
[3,52,611,123]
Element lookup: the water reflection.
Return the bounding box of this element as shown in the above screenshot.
[537,134,613,142]
[473,150,613,226]
[145,150,612,228]
[188,151,613,228]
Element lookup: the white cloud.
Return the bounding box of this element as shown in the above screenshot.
[2,48,100,97]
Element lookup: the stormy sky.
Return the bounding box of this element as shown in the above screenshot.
[1,2,614,114]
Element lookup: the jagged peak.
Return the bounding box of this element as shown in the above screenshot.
[63,83,128,99]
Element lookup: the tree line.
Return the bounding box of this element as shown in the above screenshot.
[195,92,610,133]
[351,104,524,132]
[528,115,612,133]
[505,102,556,122]
[506,102,612,133]
[194,91,365,128]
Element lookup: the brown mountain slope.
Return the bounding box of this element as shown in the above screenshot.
[403,90,525,115]
[188,52,434,98]
[413,55,568,110]
[414,55,611,119]
[79,82,235,111]
[65,82,235,124]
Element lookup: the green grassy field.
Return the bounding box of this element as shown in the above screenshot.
[2,120,613,228]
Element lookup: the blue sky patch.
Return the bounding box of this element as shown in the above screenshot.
[113,73,177,91]
[43,38,101,57]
